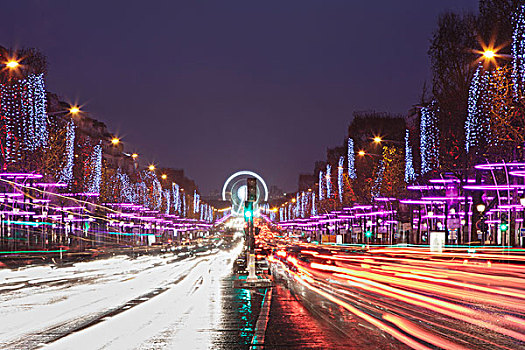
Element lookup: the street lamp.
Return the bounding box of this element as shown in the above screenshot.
[5,60,19,69]
[148,165,155,171]
[131,153,138,159]
[161,174,167,180]
[111,137,120,145]
[69,106,80,115]
[483,50,495,59]
[476,203,486,212]
[358,150,366,156]
[373,136,382,143]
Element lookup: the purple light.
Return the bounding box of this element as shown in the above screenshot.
[0,211,36,215]
[399,199,434,205]
[61,206,85,211]
[509,170,525,177]
[0,193,24,197]
[463,184,525,190]
[0,172,43,179]
[421,196,472,202]
[474,162,525,170]
[407,185,445,190]
[428,178,476,184]
[62,192,100,197]
[33,182,67,187]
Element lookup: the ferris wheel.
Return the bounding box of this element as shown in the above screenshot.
[222,171,268,216]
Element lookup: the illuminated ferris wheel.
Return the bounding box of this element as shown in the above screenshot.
[222,171,268,216]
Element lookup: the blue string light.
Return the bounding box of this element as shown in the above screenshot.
[319,170,324,200]
[420,101,440,174]
[86,143,102,193]
[326,164,332,198]
[404,129,416,182]
[59,120,75,184]
[347,138,356,179]
[513,4,525,95]
[338,156,344,203]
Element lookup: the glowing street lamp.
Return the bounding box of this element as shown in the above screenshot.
[111,137,120,145]
[5,60,19,69]
[358,150,366,156]
[131,153,138,159]
[373,136,382,143]
[161,174,167,180]
[483,50,495,59]
[476,203,486,212]
[69,106,80,115]
[148,165,155,171]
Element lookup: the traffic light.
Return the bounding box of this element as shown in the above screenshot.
[500,214,508,232]
[365,230,372,238]
[247,177,257,202]
[244,201,253,221]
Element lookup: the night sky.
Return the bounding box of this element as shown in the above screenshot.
[3,0,478,195]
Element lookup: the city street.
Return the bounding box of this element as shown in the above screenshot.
[270,244,525,350]
[3,1,525,349]
[0,242,243,349]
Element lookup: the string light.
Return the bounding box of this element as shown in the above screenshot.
[117,169,134,203]
[319,170,324,200]
[420,101,440,174]
[326,164,332,198]
[59,120,75,184]
[194,190,200,213]
[404,129,416,182]
[338,156,344,203]
[312,192,316,216]
[0,73,49,162]
[347,138,356,179]
[86,143,102,194]
[164,189,170,214]
[372,159,385,198]
[172,183,181,214]
[513,4,525,95]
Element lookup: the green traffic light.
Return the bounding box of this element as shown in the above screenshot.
[500,222,508,232]
[365,230,372,238]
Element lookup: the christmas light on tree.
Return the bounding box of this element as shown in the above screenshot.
[420,101,440,174]
[172,183,181,213]
[193,190,200,213]
[0,73,49,162]
[312,192,316,216]
[513,4,525,95]
[404,129,416,182]
[86,143,102,193]
[347,138,356,179]
[326,164,332,198]
[164,189,171,214]
[59,120,75,184]
[319,170,324,200]
[338,156,344,203]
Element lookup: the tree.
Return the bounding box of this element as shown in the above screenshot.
[479,0,521,54]
[379,146,406,198]
[428,12,479,169]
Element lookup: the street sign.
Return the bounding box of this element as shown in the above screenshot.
[430,231,445,253]
[520,228,525,237]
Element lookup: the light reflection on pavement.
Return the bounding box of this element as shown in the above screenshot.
[0,242,243,349]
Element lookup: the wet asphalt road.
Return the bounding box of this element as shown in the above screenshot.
[0,242,461,349]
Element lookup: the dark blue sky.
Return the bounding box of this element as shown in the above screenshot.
[3,0,478,194]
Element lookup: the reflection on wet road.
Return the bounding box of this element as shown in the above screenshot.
[0,242,243,349]
[269,245,525,350]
